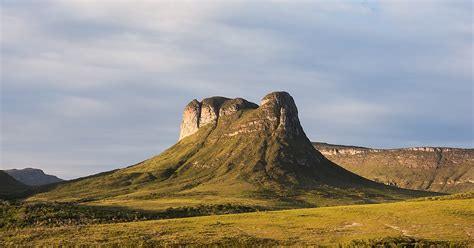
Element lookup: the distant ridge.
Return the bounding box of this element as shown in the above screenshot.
[30,92,436,210]
[0,170,30,199]
[5,168,64,186]
[313,142,474,193]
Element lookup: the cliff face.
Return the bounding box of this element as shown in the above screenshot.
[259,92,303,136]
[313,142,474,193]
[179,97,258,140]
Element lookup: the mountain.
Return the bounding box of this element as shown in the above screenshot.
[29,92,436,211]
[5,168,64,186]
[313,142,474,193]
[0,170,30,199]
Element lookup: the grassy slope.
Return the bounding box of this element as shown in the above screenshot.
[409,191,474,201]
[313,143,474,193]
[29,105,437,211]
[3,199,472,246]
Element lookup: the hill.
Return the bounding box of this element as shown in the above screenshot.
[29,92,436,211]
[5,168,64,186]
[0,171,30,199]
[3,198,472,246]
[313,142,474,193]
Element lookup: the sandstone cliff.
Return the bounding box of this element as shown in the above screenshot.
[179,97,258,140]
[313,142,474,193]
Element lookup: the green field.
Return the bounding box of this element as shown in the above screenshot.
[2,198,472,247]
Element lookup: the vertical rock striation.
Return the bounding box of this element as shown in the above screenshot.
[259,91,303,136]
[179,99,201,140]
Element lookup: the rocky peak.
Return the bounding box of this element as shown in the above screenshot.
[259,91,302,136]
[179,91,303,140]
[199,97,230,127]
[179,99,201,140]
[179,96,258,140]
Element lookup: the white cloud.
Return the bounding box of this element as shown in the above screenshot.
[303,98,392,127]
[52,96,111,118]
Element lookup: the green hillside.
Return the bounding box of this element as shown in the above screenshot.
[29,92,436,211]
[3,198,472,246]
[313,142,474,193]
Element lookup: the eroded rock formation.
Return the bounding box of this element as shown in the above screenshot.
[179,96,258,140]
[179,92,305,140]
[259,91,302,136]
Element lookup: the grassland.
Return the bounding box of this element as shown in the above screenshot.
[0,200,262,229]
[2,198,472,247]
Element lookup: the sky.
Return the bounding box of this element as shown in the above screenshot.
[1,0,472,179]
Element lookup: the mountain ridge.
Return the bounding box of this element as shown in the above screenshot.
[313,142,473,193]
[5,168,64,186]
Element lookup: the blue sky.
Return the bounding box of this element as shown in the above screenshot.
[1,0,472,179]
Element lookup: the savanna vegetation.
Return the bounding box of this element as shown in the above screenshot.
[0,200,263,229]
[1,198,472,246]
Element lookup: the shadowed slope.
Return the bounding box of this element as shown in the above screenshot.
[5,168,64,186]
[0,171,30,199]
[30,92,437,210]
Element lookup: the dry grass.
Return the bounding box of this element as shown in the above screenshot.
[2,199,472,247]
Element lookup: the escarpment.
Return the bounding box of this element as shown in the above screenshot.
[313,142,474,193]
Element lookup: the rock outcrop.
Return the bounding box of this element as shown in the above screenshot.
[179,97,235,140]
[259,91,303,136]
[178,94,307,140]
[179,99,201,140]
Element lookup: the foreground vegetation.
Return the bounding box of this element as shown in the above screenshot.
[0,201,262,229]
[2,198,472,246]
[409,191,474,202]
